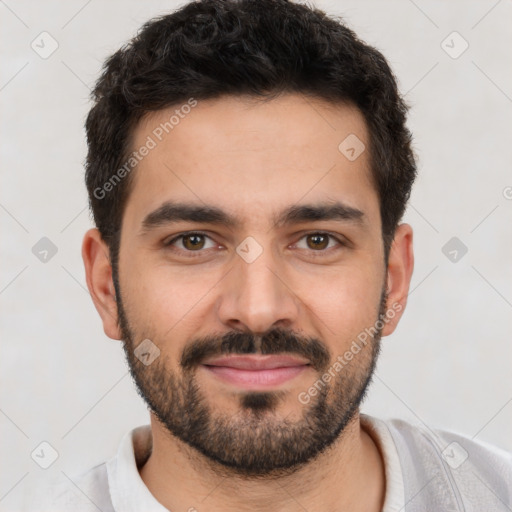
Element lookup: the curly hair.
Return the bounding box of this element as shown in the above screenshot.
[85,0,417,266]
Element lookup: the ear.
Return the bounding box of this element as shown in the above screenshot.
[82,228,122,340]
[381,223,414,336]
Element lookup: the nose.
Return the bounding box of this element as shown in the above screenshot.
[216,244,300,334]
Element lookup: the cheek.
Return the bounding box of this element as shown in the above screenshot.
[120,256,223,333]
[294,263,384,344]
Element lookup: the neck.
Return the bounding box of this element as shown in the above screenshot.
[139,411,385,512]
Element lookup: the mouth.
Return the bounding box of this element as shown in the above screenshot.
[200,354,311,390]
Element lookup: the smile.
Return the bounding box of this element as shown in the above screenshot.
[201,355,311,390]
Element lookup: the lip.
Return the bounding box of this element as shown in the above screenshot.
[202,354,310,370]
[201,355,310,390]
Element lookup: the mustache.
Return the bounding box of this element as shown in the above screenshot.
[180,327,330,372]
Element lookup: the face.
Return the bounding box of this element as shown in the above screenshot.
[90,93,410,476]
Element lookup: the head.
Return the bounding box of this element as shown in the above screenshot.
[82,0,415,477]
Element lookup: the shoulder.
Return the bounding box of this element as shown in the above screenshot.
[370,415,512,510]
[26,425,151,512]
[386,416,512,473]
[29,463,115,512]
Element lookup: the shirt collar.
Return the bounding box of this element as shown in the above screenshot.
[107,424,168,511]
[106,417,404,511]
[360,413,406,512]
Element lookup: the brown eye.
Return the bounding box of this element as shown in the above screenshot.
[164,232,216,253]
[182,234,206,250]
[306,233,330,250]
[294,232,345,255]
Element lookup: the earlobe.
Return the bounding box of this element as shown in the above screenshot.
[381,223,414,337]
[82,228,122,340]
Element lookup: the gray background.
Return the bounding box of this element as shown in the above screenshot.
[1,0,511,509]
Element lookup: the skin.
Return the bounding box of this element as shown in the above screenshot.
[82,93,414,512]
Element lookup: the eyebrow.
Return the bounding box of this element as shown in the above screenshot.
[139,200,365,235]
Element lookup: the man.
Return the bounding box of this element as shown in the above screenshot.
[47,0,511,510]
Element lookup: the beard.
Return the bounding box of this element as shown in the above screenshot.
[115,276,387,477]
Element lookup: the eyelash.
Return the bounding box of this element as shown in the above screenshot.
[163,231,347,257]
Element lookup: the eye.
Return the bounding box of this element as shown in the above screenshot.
[163,231,345,257]
[164,232,217,252]
[294,232,344,252]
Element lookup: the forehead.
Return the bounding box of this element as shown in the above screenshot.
[123,93,378,231]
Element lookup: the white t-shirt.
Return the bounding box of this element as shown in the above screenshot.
[32,414,512,511]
